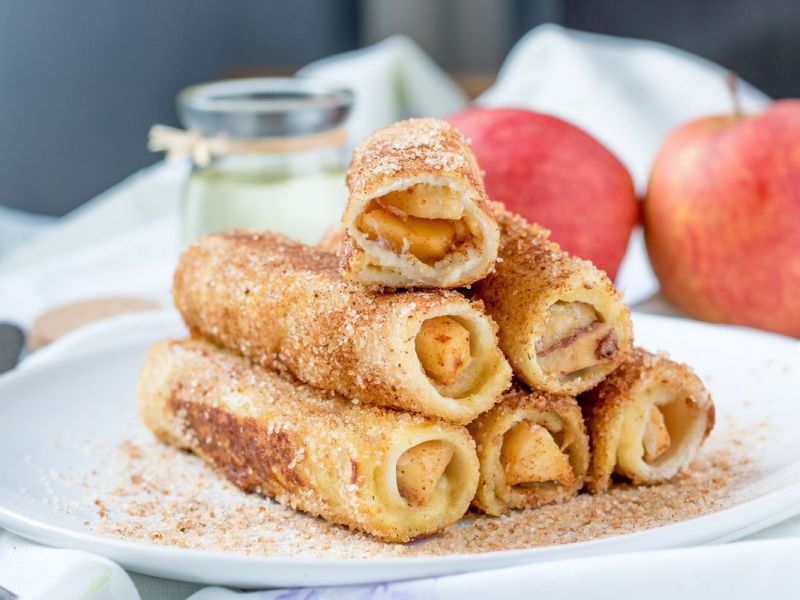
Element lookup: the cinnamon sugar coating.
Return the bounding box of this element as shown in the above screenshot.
[173,230,510,423]
[474,203,633,395]
[138,338,479,542]
[346,118,485,196]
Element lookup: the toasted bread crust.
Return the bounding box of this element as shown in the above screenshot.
[173,230,510,423]
[581,348,715,493]
[138,338,480,542]
[474,204,633,395]
[469,385,590,516]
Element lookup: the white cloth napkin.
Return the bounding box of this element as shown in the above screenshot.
[0,27,790,600]
[480,24,770,192]
[0,163,183,325]
[300,35,468,149]
[0,207,54,258]
[0,215,178,326]
[0,533,140,600]
[0,161,185,275]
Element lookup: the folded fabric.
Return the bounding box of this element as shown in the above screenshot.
[299,35,468,146]
[0,206,54,259]
[480,24,770,191]
[0,215,176,326]
[0,533,140,600]
[0,161,185,274]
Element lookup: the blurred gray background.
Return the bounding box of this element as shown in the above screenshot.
[1,0,797,216]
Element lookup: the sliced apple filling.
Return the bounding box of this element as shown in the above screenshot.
[536,301,618,379]
[357,185,473,264]
[415,316,472,386]
[395,440,455,506]
[500,421,576,488]
[642,405,671,462]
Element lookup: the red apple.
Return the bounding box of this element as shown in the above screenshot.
[448,107,638,279]
[645,100,800,336]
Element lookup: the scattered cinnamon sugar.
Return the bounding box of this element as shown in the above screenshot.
[346,119,472,192]
[60,420,764,559]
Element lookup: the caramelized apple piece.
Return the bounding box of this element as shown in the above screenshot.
[536,301,616,377]
[396,440,454,506]
[501,422,575,487]
[359,208,457,263]
[538,302,597,350]
[378,185,464,220]
[416,317,471,385]
[537,324,615,376]
[642,405,671,462]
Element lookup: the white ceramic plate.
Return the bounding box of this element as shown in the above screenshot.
[1,311,799,588]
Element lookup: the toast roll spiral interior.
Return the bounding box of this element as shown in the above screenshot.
[475,204,633,395]
[341,118,500,288]
[173,231,511,424]
[469,387,590,516]
[138,338,480,543]
[581,348,715,494]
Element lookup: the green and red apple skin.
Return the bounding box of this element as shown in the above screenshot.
[645,100,800,336]
[448,107,638,280]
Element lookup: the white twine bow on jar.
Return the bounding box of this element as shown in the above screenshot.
[148,124,347,167]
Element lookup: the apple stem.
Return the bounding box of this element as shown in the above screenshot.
[726,71,743,118]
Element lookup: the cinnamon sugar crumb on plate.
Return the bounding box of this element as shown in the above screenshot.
[54,420,765,559]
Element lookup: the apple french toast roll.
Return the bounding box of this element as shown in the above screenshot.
[469,386,590,516]
[341,118,500,288]
[138,338,480,543]
[581,348,715,494]
[174,231,511,424]
[475,205,633,395]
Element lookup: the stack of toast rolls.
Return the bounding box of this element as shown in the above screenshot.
[139,118,716,543]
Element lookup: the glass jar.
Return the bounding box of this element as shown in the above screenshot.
[175,78,353,246]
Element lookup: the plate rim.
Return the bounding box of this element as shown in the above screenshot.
[2,478,800,586]
[1,311,799,585]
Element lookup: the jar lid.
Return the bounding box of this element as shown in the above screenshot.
[177,77,353,139]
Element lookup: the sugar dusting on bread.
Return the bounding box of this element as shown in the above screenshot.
[346,118,473,192]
